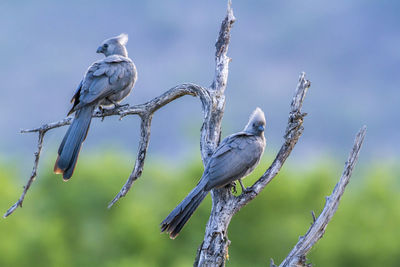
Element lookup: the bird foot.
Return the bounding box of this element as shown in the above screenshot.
[241,187,252,194]
[238,179,251,194]
[98,106,106,121]
[105,97,129,110]
[226,182,237,194]
[114,103,129,109]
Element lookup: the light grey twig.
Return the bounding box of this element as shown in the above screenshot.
[3,130,45,218]
[107,115,152,208]
[311,211,316,224]
[279,126,366,267]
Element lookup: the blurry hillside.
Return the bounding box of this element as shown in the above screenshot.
[0,0,398,167]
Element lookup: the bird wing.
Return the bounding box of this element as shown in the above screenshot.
[204,132,264,190]
[70,80,83,104]
[68,80,84,115]
[70,55,134,112]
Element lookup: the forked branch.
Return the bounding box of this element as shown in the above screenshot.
[4,83,209,217]
[195,72,311,267]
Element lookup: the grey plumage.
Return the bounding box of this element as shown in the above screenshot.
[161,108,266,238]
[54,34,137,180]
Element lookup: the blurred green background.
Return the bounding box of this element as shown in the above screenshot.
[1,152,399,267]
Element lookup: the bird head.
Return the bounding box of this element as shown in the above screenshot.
[243,107,266,136]
[97,33,129,57]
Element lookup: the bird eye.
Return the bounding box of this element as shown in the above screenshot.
[103,44,108,48]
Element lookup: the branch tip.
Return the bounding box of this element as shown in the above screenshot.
[279,126,366,267]
[227,0,235,21]
[311,211,316,223]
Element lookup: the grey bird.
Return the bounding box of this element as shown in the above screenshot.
[54,33,137,180]
[161,108,266,238]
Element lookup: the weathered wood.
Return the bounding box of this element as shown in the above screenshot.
[195,72,311,267]
[279,126,366,267]
[3,131,45,218]
[4,83,209,216]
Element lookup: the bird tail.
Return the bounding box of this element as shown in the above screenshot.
[161,179,209,239]
[54,105,94,180]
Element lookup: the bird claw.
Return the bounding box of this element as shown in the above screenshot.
[97,106,106,121]
[104,97,129,110]
[238,179,250,194]
[226,182,237,194]
[114,103,129,110]
[241,187,251,194]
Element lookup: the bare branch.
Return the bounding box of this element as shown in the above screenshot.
[195,2,237,265]
[235,72,311,210]
[3,131,45,218]
[199,0,235,165]
[20,83,208,133]
[107,83,210,207]
[95,83,210,119]
[195,72,311,266]
[5,83,209,217]
[20,116,74,134]
[107,115,152,208]
[279,126,367,267]
[211,0,235,93]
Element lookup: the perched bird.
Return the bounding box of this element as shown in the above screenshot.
[161,108,266,238]
[54,33,137,180]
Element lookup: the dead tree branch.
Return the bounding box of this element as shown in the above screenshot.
[278,126,367,267]
[4,83,209,217]
[193,1,236,265]
[106,84,210,208]
[3,131,45,218]
[194,72,311,267]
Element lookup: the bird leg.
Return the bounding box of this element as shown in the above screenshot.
[115,103,129,109]
[106,97,129,109]
[97,106,106,122]
[238,179,248,193]
[226,182,237,194]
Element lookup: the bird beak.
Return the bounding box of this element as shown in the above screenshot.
[258,125,265,132]
[96,46,103,54]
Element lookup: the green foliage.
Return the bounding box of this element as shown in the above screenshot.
[0,154,398,267]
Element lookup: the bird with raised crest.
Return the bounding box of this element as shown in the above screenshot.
[161,108,266,238]
[54,34,137,180]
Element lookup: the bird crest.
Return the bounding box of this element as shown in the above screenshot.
[249,107,266,124]
[116,33,128,45]
[243,107,266,133]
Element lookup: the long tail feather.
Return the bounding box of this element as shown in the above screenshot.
[161,179,209,239]
[54,106,94,180]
